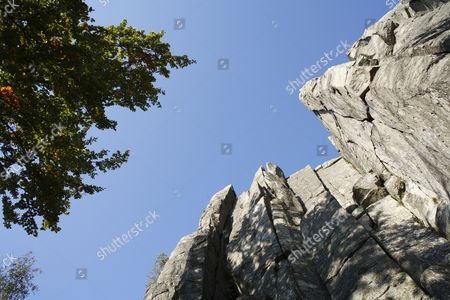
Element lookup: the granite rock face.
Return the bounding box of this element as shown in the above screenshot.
[145,1,450,299]
[301,0,450,239]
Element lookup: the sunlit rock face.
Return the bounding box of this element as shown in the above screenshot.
[301,0,450,240]
[145,1,450,299]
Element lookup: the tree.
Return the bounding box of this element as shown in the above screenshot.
[146,252,169,291]
[0,252,40,300]
[0,0,195,235]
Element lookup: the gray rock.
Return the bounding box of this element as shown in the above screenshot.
[351,207,366,219]
[421,266,450,299]
[144,186,238,300]
[402,181,440,230]
[287,165,330,212]
[299,195,428,300]
[315,158,362,210]
[300,0,450,238]
[366,196,450,298]
[352,173,388,208]
[226,166,307,299]
[384,175,405,201]
[147,160,449,299]
[266,162,286,179]
[437,200,450,240]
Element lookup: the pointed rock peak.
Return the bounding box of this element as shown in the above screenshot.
[266,163,285,179]
[249,166,266,192]
[221,184,234,194]
[198,185,237,231]
[208,185,236,202]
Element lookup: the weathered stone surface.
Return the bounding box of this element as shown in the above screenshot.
[352,173,388,208]
[287,165,330,212]
[300,0,450,238]
[384,175,405,201]
[315,158,362,211]
[147,157,449,299]
[402,181,441,229]
[144,186,238,300]
[146,2,450,299]
[226,164,332,299]
[299,196,428,299]
[226,166,304,299]
[366,196,450,298]
[421,266,450,299]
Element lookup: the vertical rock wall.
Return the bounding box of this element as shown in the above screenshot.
[301,0,450,239]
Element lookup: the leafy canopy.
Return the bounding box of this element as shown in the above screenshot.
[0,0,194,235]
[146,253,169,292]
[0,252,40,300]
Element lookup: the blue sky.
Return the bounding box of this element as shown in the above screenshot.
[1,1,390,299]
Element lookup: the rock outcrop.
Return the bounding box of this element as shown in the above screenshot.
[145,1,450,299]
[301,0,450,239]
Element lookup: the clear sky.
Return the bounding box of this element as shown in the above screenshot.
[1,1,390,299]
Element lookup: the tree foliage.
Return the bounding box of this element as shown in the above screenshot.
[146,252,169,291]
[0,0,194,235]
[0,252,40,300]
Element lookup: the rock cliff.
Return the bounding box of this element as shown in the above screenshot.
[145,1,450,299]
